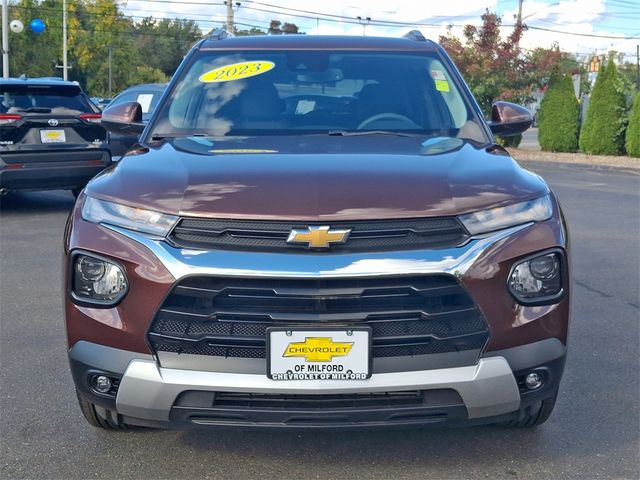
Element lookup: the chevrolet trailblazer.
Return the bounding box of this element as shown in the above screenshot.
[64,31,570,430]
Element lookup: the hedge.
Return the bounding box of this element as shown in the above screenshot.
[626,93,640,158]
[538,74,580,152]
[579,61,627,155]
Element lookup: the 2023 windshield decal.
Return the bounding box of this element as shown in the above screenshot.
[199,61,276,83]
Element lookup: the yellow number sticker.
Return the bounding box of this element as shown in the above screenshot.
[431,69,450,93]
[199,61,275,83]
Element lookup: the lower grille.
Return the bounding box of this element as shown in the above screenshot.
[148,275,489,361]
[169,389,469,427]
[174,389,463,410]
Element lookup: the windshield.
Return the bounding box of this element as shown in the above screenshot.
[150,50,488,143]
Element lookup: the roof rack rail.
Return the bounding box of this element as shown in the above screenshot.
[403,30,426,42]
[208,28,234,40]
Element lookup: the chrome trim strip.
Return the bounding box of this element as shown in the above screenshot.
[116,356,520,421]
[103,223,531,280]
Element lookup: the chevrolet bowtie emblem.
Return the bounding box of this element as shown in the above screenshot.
[287,225,351,249]
[283,337,353,362]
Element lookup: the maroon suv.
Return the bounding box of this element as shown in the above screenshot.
[64,31,570,430]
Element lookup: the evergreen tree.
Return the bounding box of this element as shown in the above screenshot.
[538,73,580,152]
[626,93,640,158]
[579,61,627,155]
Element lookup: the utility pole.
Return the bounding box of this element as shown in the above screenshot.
[357,16,371,36]
[63,0,68,80]
[515,0,523,51]
[2,0,9,78]
[108,45,112,97]
[636,44,639,92]
[225,0,233,33]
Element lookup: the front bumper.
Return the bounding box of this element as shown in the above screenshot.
[65,198,570,428]
[69,338,565,428]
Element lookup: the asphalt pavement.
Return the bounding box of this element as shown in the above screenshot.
[1,162,638,480]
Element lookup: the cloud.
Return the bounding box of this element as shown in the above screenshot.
[122,0,635,57]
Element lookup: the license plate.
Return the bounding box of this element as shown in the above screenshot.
[267,327,371,381]
[40,129,66,143]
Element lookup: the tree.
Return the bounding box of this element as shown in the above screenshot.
[538,73,580,152]
[439,10,526,114]
[235,26,266,36]
[626,93,640,158]
[579,61,628,155]
[267,19,300,35]
[8,0,70,77]
[133,17,202,78]
[268,20,281,35]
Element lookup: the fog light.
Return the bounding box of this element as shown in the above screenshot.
[72,254,127,305]
[93,375,112,394]
[508,250,563,304]
[524,372,543,390]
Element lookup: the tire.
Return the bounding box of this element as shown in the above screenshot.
[505,393,557,428]
[76,390,129,430]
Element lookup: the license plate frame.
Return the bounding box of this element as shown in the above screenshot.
[267,326,372,381]
[40,129,66,143]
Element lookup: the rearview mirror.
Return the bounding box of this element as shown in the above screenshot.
[102,101,145,135]
[488,101,533,137]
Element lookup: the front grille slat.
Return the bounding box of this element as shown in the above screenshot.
[168,217,469,252]
[149,275,489,361]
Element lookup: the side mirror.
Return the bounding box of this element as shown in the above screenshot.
[102,101,145,135]
[488,101,533,137]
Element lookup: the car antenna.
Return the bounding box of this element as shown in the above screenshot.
[208,28,234,40]
[403,30,426,42]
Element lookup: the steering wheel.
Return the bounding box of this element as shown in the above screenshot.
[357,113,418,130]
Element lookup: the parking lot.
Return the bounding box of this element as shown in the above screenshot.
[1,161,638,480]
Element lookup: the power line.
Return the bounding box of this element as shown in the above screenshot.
[526,25,640,40]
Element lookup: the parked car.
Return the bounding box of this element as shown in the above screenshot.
[90,97,112,111]
[65,31,570,430]
[105,83,166,159]
[0,77,110,196]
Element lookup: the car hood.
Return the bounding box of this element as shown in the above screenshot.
[87,136,548,220]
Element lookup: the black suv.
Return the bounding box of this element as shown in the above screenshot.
[0,77,110,196]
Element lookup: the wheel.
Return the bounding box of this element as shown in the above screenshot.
[357,113,418,130]
[76,390,129,430]
[71,188,83,199]
[505,392,557,428]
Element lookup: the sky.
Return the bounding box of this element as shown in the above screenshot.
[123,0,640,63]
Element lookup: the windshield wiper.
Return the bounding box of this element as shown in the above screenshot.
[150,134,174,140]
[17,107,52,113]
[328,130,414,137]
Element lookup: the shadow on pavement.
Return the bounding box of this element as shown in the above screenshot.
[0,190,76,215]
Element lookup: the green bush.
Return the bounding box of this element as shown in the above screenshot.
[496,134,522,148]
[626,93,640,158]
[538,74,580,152]
[579,61,627,155]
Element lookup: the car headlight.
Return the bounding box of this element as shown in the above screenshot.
[82,195,178,236]
[458,195,553,235]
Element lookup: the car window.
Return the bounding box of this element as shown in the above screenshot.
[0,85,94,114]
[151,50,487,143]
[111,90,162,112]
